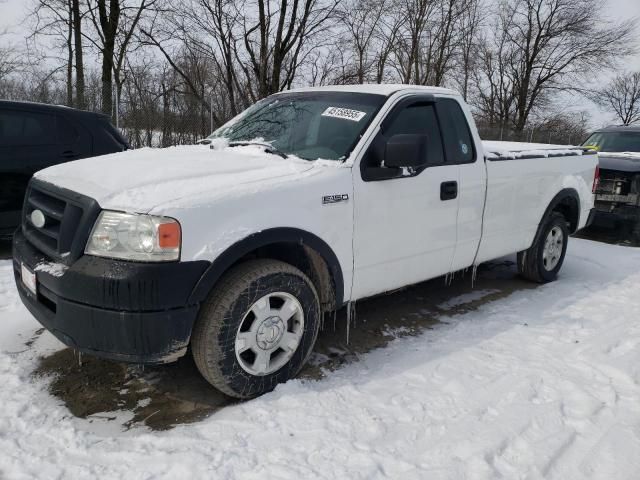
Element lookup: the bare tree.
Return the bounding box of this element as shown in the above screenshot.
[455,0,483,100]
[29,0,76,105]
[238,0,339,98]
[472,12,517,128]
[7,0,638,149]
[596,71,640,126]
[142,0,244,117]
[87,0,119,116]
[0,32,21,83]
[338,0,388,84]
[500,0,636,132]
[391,0,434,84]
[427,0,467,86]
[86,0,156,118]
[388,0,474,86]
[140,1,232,125]
[372,7,403,83]
[72,0,86,108]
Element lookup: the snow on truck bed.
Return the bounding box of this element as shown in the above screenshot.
[2,238,640,479]
[483,140,589,160]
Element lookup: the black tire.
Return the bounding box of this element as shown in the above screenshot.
[191,259,320,399]
[517,212,569,283]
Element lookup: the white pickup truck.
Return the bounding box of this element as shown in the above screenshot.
[13,85,598,398]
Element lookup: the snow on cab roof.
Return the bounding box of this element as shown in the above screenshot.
[282,83,459,97]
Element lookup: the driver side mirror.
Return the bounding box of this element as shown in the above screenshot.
[384,134,428,169]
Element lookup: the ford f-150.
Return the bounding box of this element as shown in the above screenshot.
[12,85,598,398]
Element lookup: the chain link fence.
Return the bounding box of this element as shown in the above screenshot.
[115,112,590,149]
[476,124,589,146]
[115,91,214,149]
[109,83,591,149]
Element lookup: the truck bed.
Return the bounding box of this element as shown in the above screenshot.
[476,140,597,264]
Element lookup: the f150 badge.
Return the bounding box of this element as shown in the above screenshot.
[322,194,349,205]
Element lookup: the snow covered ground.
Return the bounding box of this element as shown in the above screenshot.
[1,238,640,479]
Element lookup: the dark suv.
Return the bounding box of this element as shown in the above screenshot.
[0,101,128,238]
[582,125,640,240]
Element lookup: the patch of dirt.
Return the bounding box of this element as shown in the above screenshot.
[34,350,232,431]
[33,257,536,431]
[300,259,535,379]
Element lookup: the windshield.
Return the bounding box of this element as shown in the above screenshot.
[582,131,640,152]
[208,92,386,161]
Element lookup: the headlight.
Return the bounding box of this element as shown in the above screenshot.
[85,211,181,262]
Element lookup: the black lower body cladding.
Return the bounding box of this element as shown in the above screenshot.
[12,230,209,364]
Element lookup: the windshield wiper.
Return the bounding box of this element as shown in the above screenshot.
[228,141,289,159]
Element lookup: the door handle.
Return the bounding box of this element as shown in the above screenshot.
[440,181,458,201]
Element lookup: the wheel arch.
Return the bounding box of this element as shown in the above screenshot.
[540,188,581,234]
[188,227,345,312]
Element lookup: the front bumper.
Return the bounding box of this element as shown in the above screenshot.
[13,230,209,364]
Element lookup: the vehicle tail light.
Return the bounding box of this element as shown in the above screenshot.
[592,165,600,193]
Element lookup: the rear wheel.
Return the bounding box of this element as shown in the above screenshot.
[191,259,320,399]
[517,212,569,283]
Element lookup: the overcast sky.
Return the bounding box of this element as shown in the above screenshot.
[1,0,640,127]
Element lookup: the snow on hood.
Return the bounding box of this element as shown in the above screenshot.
[35,145,318,213]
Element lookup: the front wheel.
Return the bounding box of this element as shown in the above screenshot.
[517,212,569,283]
[191,259,320,399]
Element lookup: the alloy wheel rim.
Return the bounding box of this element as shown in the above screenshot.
[542,226,564,271]
[234,292,305,376]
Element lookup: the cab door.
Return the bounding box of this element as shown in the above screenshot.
[435,98,486,271]
[55,114,92,161]
[351,95,460,300]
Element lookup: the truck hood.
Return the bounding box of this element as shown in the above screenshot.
[597,152,640,173]
[35,145,317,213]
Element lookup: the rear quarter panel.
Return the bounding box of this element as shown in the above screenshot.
[476,153,596,264]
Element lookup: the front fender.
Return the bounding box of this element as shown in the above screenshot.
[186,227,345,307]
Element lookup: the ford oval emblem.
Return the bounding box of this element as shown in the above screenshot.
[31,210,46,228]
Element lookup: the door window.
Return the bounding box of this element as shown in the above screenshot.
[385,103,445,166]
[0,110,56,146]
[436,98,475,164]
[362,102,445,176]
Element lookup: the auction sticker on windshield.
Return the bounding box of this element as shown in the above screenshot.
[321,107,367,122]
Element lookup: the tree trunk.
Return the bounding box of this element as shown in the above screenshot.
[72,0,85,109]
[97,0,120,119]
[66,0,73,106]
[101,46,114,117]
